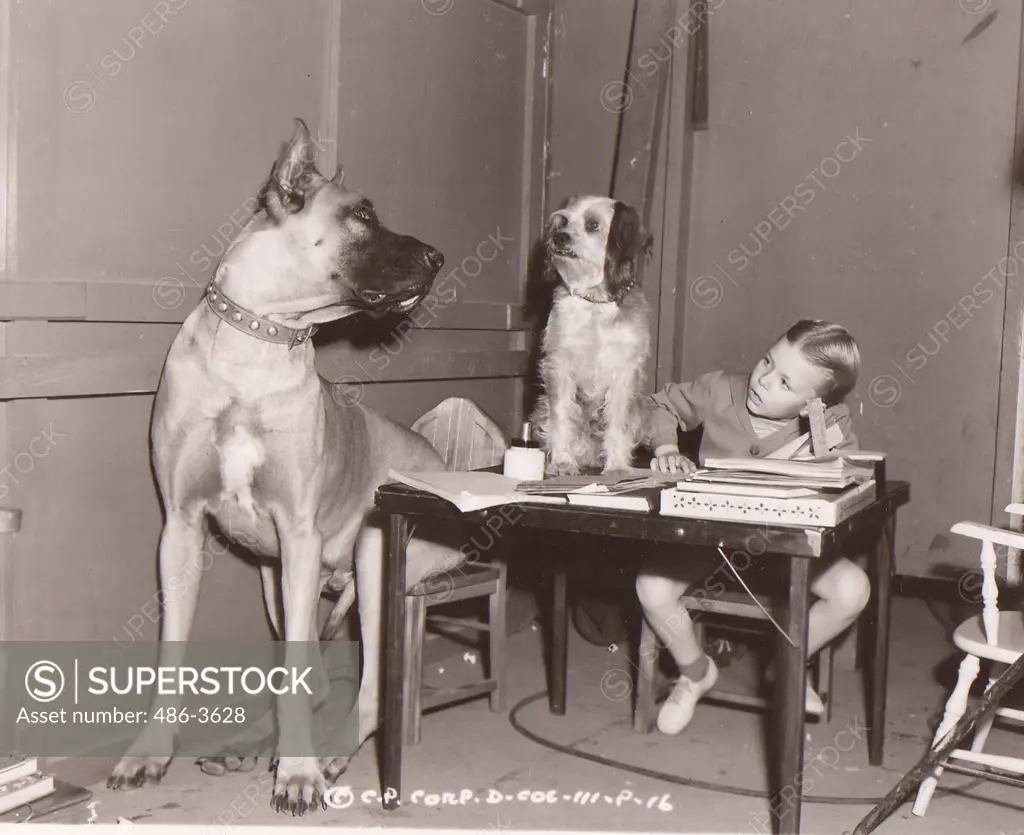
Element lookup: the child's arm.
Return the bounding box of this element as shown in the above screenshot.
[640,370,723,471]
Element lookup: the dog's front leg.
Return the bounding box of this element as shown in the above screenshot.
[542,355,584,475]
[272,525,329,815]
[601,373,642,473]
[108,513,206,788]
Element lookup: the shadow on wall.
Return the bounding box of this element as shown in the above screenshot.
[522,236,558,421]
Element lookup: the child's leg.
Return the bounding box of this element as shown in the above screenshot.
[635,558,708,670]
[635,552,719,735]
[763,557,870,714]
[807,556,872,657]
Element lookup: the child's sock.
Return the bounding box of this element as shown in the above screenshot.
[679,654,710,682]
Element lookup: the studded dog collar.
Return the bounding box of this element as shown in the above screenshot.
[205,282,318,348]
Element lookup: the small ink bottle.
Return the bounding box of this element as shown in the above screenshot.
[503,422,545,480]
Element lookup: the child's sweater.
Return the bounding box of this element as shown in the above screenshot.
[641,370,859,463]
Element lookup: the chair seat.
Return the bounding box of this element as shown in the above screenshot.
[407,561,500,597]
[681,587,775,620]
[953,611,1024,664]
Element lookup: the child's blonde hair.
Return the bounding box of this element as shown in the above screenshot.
[783,319,860,406]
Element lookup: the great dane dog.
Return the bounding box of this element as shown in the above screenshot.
[108,119,467,814]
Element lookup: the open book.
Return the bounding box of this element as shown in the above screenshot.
[387,469,682,512]
[386,470,568,512]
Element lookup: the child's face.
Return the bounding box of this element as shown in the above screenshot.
[746,338,831,420]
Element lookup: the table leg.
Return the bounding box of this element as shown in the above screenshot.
[775,556,811,835]
[382,513,409,811]
[550,563,568,715]
[868,514,895,767]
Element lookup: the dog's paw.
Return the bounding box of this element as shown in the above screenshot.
[601,464,640,477]
[271,756,327,816]
[196,755,258,776]
[547,452,580,476]
[107,755,171,790]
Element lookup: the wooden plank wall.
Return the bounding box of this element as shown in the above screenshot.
[0,0,551,641]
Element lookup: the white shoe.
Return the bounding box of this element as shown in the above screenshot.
[764,665,825,715]
[656,658,719,736]
[805,684,825,715]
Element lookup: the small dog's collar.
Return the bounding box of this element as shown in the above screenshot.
[568,278,635,305]
[204,282,318,348]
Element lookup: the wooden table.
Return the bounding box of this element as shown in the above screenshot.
[373,479,910,835]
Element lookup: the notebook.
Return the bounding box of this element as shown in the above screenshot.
[565,486,664,512]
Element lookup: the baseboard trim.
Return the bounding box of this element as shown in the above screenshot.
[894,574,978,603]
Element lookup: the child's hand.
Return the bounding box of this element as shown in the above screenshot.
[649,445,697,476]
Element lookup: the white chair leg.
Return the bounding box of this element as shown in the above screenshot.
[970,661,1006,753]
[913,653,981,817]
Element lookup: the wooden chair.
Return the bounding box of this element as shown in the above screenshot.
[402,397,511,745]
[912,503,1024,817]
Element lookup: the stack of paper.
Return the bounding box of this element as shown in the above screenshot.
[0,759,55,816]
[688,455,875,492]
[513,472,681,512]
[516,472,679,496]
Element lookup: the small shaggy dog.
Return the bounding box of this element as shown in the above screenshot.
[532,195,654,475]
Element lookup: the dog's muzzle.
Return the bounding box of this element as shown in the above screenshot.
[357,284,430,318]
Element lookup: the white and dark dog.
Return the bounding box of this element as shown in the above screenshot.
[532,195,654,475]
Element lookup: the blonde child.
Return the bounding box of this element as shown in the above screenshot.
[636,319,870,735]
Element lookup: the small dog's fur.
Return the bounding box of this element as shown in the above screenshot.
[532,195,654,474]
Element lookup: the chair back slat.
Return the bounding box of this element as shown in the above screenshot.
[951,522,1009,646]
[412,397,510,471]
[979,539,1000,646]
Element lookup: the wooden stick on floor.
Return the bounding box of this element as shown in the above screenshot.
[848,652,1024,835]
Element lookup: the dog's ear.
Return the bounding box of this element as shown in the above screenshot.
[604,201,654,301]
[265,118,328,222]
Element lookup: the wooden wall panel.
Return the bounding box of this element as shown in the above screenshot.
[0,0,548,641]
[335,0,549,308]
[2,396,268,642]
[0,321,529,398]
[678,0,1022,576]
[1,373,521,643]
[12,0,331,289]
